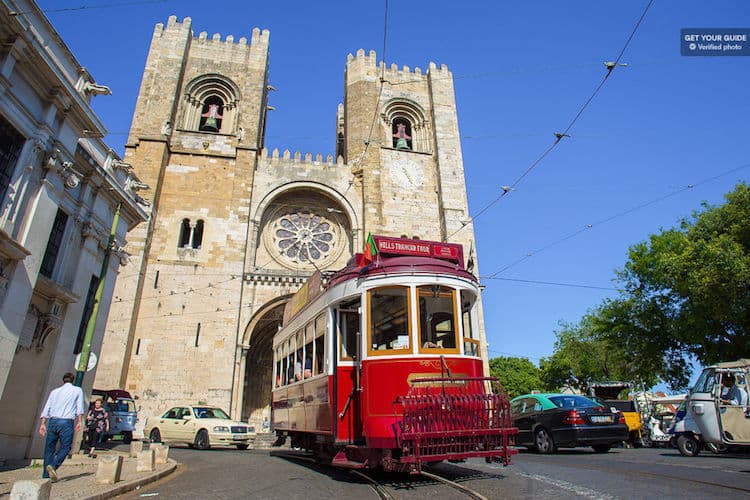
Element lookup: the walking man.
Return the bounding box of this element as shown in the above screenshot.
[38,372,84,481]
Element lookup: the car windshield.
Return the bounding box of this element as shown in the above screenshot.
[193,407,230,419]
[548,395,601,408]
[692,368,715,393]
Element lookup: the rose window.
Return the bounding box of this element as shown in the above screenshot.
[274,212,335,262]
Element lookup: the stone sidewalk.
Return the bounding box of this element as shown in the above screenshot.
[0,450,177,499]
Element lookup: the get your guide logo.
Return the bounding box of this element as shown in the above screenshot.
[681,28,750,56]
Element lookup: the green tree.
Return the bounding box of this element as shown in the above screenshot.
[592,183,750,389]
[538,318,655,394]
[488,356,543,398]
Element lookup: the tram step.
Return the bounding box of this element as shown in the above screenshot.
[331,450,367,469]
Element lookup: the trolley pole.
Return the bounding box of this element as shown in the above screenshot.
[74,203,121,387]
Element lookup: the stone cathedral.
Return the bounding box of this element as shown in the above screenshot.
[95,16,486,428]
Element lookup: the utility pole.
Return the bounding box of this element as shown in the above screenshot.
[74,203,121,387]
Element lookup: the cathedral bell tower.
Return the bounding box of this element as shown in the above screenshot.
[95,16,271,416]
[341,50,472,245]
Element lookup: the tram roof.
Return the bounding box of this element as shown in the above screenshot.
[327,255,477,288]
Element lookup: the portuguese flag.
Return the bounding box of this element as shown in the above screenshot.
[357,232,378,267]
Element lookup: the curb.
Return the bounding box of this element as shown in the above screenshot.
[80,459,178,500]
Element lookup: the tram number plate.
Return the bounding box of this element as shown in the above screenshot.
[590,416,612,423]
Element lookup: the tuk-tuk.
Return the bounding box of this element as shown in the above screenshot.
[590,382,644,446]
[641,394,685,448]
[668,395,726,456]
[687,359,750,455]
[91,388,138,443]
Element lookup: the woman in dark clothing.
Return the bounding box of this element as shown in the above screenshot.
[86,398,109,455]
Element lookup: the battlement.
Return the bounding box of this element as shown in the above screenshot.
[154,15,192,36]
[153,16,269,53]
[346,48,451,83]
[260,148,345,168]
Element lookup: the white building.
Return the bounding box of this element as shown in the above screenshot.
[0,0,148,459]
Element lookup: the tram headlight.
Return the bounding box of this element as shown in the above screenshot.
[213,426,230,432]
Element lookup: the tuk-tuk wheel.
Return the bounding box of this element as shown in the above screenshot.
[676,435,700,457]
[123,431,132,444]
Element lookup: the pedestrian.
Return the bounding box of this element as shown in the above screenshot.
[85,398,109,456]
[38,372,84,482]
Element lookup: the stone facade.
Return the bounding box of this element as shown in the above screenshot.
[96,16,486,430]
[0,1,148,459]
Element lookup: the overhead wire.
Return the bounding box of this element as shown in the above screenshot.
[447,0,655,241]
[347,0,390,194]
[12,0,166,15]
[485,161,750,278]
[481,277,618,291]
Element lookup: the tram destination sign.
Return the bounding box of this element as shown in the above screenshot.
[374,236,464,266]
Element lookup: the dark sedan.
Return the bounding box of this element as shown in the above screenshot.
[510,393,629,453]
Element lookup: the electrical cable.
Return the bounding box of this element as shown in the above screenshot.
[485,161,750,278]
[448,0,655,241]
[12,0,166,15]
[352,0,390,174]
[481,276,618,291]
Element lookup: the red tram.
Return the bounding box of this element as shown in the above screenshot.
[271,235,517,473]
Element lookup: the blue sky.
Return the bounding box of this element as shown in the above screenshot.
[37,1,749,378]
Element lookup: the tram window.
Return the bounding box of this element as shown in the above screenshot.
[338,300,360,361]
[339,310,359,361]
[304,323,313,378]
[369,287,410,354]
[315,313,326,375]
[287,338,295,385]
[293,331,304,381]
[417,285,458,352]
[281,351,288,386]
[275,348,282,387]
[461,290,480,357]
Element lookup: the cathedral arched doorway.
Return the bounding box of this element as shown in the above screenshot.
[240,298,288,426]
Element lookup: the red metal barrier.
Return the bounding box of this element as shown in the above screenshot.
[397,377,517,472]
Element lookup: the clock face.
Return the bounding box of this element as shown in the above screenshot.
[389,158,425,189]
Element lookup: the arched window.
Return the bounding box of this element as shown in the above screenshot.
[199,97,224,132]
[181,74,241,134]
[179,219,191,248]
[392,118,413,150]
[383,99,431,153]
[192,220,204,249]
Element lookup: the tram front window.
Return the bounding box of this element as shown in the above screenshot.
[418,285,458,352]
[369,287,410,354]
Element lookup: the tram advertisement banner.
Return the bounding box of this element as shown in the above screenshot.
[284,271,323,323]
[374,236,463,265]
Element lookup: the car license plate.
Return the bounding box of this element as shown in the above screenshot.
[233,435,248,440]
[591,415,612,423]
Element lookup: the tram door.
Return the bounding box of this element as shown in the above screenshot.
[336,301,363,443]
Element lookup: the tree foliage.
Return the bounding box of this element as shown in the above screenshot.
[538,318,656,394]
[488,356,544,398]
[591,183,750,389]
